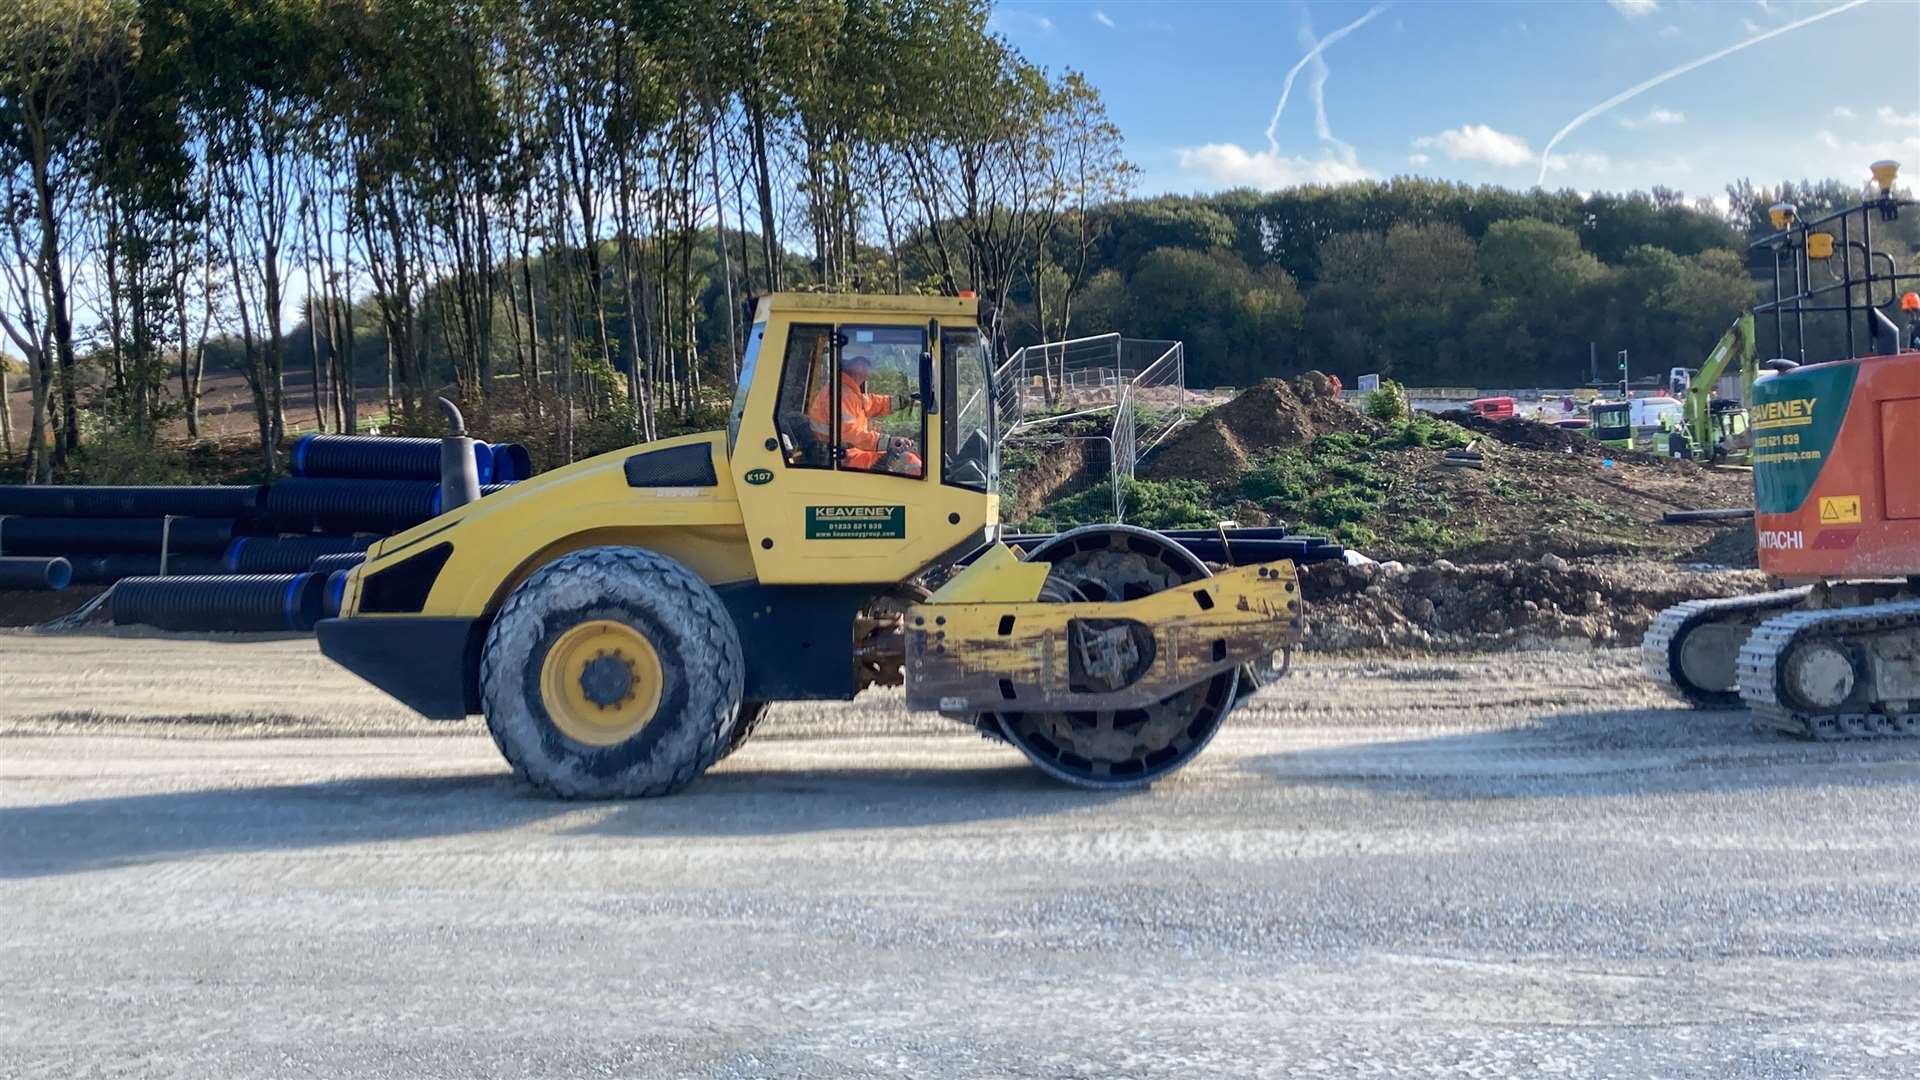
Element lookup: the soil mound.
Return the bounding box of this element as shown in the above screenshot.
[1145,373,1377,486]
[1006,438,1096,521]
[1437,410,1671,465]
[1300,556,1768,651]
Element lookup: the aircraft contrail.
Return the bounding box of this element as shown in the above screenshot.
[1264,3,1388,155]
[1308,38,1359,164]
[1536,0,1873,185]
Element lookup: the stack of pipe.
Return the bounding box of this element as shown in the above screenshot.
[291,434,532,484]
[0,433,530,630]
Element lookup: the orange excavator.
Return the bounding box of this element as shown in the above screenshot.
[1647,160,1920,737]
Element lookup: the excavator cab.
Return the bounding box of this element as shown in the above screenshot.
[1707,399,1749,463]
[1588,401,1633,449]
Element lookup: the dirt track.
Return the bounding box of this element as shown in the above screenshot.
[6,633,1920,1077]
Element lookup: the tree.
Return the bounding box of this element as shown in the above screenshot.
[0,0,138,476]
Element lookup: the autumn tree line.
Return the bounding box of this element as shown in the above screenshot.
[1,0,1130,481]
[3,0,1913,484]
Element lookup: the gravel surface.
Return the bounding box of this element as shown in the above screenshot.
[4,634,1920,1077]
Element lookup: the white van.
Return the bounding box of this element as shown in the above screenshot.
[1629,395,1684,430]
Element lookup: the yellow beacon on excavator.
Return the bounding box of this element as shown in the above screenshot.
[318,293,1308,797]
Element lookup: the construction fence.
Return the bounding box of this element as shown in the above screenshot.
[995,334,1193,521]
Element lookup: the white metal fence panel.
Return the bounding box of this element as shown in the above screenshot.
[997,333,1193,522]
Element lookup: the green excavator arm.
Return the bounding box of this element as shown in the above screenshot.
[1683,314,1756,460]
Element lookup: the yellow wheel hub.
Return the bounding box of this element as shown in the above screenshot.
[539,619,665,746]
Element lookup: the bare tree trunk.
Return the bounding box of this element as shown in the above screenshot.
[28,149,79,464]
[708,117,738,378]
[747,100,780,291]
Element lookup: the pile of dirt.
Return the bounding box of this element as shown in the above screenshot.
[1360,444,1755,563]
[1144,373,1380,486]
[1683,521,1759,568]
[1006,437,1096,522]
[1299,556,1768,651]
[1437,410,1672,465]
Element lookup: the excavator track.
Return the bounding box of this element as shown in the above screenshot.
[1736,598,1920,740]
[1643,587,1811,706]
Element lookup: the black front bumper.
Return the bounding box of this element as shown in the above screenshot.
[316,616,481,719]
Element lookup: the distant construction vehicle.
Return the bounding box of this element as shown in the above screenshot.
[1586,395,1684,452]
[1665,315,1762,463]
[1647,160,1920,738]
[316,293,1329,797]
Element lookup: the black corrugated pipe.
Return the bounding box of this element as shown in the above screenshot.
[261,479,439,534]
[113,573,328,632]
[223,534,373,573]
[0,486,263,520]
[308,552,365,575]
[490,443,533,483]
[66,554,226,585]
[292,434,496,484]
[0,516,236,555]
[323,570,349,618]
[0,556,71,590]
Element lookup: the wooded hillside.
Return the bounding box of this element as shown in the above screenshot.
[3,0,1914,483]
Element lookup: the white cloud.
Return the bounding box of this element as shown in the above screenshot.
[1408,153,1431,166]
[1620,106,1686,128]
[1811,128,1920,180]
[1412,124,1537,168]
[1609,0,1660,18]
[1878,105,1920,129]
[1543,151,1615,174]
[1741,18,1760,33]
[986,9,1053,35]
[1092,9,1115,29]
[1176,143,1375,190]
[1658,24,1682,38]
[1832,106,1856,119]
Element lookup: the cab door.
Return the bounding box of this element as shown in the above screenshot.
[733,315,980,585]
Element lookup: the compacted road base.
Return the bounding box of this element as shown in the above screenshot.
[3,634,1919,1078]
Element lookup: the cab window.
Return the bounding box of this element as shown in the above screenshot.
[836,326,926,479]
[942,327,993,492]
[774,323,927,479]
[773,324,834,468]
[726,322,765,455]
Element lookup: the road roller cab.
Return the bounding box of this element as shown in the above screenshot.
[318,292,1307,797]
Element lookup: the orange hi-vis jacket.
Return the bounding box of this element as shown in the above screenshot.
[809,371,898,469]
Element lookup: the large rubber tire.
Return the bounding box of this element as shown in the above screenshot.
[479,545,744,799]
[716,700,770,763]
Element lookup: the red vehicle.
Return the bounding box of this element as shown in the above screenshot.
[1646,163,1920,742]
[1466,396,1516,420]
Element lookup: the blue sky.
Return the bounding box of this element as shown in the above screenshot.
[989,0,1920,208]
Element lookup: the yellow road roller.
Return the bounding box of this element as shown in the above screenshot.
[318,293,1309,797]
